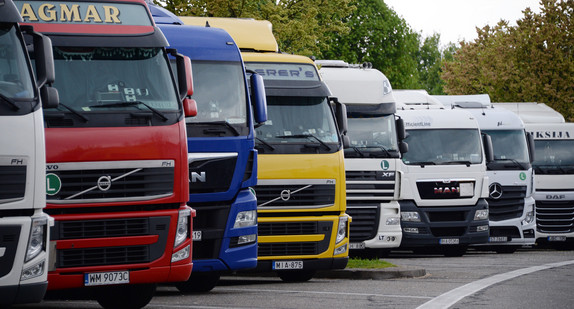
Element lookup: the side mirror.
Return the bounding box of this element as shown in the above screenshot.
[21,26,55,88]
[40,86,59,109]
[342,135,350,148]
[250,73,267,125]
[526,132,535,163]
[172,50,193,100]
[330,97,348,135]
[183,98,197,117]
[396,118,406,141]
[399,141,408,154]
[482,133,494,163]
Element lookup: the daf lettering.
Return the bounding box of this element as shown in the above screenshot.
[546,194,566,200]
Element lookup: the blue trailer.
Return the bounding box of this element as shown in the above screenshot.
[150,5,267,292]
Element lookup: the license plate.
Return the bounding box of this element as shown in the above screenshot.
[273,260,303,270]
[439,238,460,245]
[349,242,365,250]
[84,271,129,286]
[193,231,202,241]
[548,236,567,242]
[489,236,508,243]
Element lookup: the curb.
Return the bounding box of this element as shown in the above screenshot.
[314,266,427,280]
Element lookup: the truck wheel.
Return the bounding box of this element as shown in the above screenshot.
[442,245,467,257]
[96,284,156,309]
[175,273,220,293]
[277,270,315,282]
[495,246,518,254]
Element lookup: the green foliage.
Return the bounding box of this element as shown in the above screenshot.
[347,257,396,269]
[442,0,574,120]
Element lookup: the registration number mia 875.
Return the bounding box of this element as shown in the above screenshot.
[273,260,303,270]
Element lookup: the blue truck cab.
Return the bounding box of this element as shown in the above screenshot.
[150,5,267,292]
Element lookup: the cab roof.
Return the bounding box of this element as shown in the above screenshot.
[492,102,565,123]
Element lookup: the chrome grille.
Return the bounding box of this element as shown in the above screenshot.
[488,185,526,221]
[536,200,574,233]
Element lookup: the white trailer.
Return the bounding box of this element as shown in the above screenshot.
[0,0,58,305]
[395,90,491,257]
[436,95,536,253]
[493,102,574,250]
[318,60,407,257]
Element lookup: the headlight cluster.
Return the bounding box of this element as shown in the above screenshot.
[234,210,257,228]
[474,209,489,221]
[336,216,348,244]
[174,208,191,248]
[401,211,421,222]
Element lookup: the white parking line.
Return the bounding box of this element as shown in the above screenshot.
[218,287,433,299]
[416,259,574,309]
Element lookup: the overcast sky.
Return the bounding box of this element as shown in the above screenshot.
[384,0,543,46]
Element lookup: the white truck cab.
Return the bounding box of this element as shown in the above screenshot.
[436,95,536,253]
[493,102,574,250]
[318,60,407,258]
[395,90,491,257]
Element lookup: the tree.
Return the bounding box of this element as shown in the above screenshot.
[321,0,421,89]
[417,34,457,95]
[442,0,574,120]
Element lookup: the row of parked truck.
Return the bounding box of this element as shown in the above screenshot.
[1,0,573,308]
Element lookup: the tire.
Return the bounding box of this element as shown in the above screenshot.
[442,245,467,257]
[175,273,220,293]
[96,284,156,309]
[277,270,315,282]
[495,246,519,254]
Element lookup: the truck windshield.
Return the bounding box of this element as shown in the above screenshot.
[185,61,248,136]
[48,47,179,112]
[255,96,339,152]
[402,129,482,166]
[344,115,399,158]
[483,129,530,169]
[0,24,35,101]
[533,140,574,174]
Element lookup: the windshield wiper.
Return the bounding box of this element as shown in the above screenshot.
[494,158,526,169]
[276,134,331,150]
[89,101,168,121]
[347,146,366,158]
[443,160,473,167]
[189,121,240,136]
[255,137,275,150]
[57,103,88,122]
[408,161,437,167]
[0,92,19,111]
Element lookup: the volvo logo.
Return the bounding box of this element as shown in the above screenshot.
[280,189,291,201]
[97,176,112,191]
[489,183,503,199]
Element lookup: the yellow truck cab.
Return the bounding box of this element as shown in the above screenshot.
[180,17,350,282]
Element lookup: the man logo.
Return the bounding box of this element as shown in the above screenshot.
[489,183,503,200]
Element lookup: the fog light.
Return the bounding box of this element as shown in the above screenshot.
[474,209,489,220]
[21,261,45,281]
[386,217,400,225]
[171,245,190,262]
[334,244,347,255]
[403,227,419,233]
[237,234,257,245]
[521,211,534,225]
[477,225,489,232]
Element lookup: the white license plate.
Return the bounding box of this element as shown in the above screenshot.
[548,236,567,242]
[489,236,508,243]
[193,231,202,241]
[273,260,303,270]
[84,271,129,286]
[439,238,460,245]
[349,242,366,250]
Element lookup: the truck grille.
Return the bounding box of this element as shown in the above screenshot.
[488,185,526,221]
[0,165,26,202]
[46,161,174,203]
[536,200,574,233]
[257,221,332,257]
[346,203,379,242]
[52,216,170,268]
[256,182,335,208]
[0,226,20,277]
[345,170,396,199]
[189,155,237,194]
[188,202,230,260]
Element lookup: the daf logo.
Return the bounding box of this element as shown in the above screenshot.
[489,183,503,199]
[546,194,566,200]
[280,190,291,201]
[97,176,112,191]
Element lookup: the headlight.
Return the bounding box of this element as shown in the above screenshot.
[26,217,47,262]
[522,211,535,225]
[474,209,489,220]
[234,210,257,228]
[401,211,421,222]
[336,216,348,244]
[386,217,400,225]
[174,208,191,248]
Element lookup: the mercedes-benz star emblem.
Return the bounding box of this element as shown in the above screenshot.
[489,183,503,199]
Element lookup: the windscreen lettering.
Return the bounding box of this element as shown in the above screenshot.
[246,63,319,81]
[16,1,152,26]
